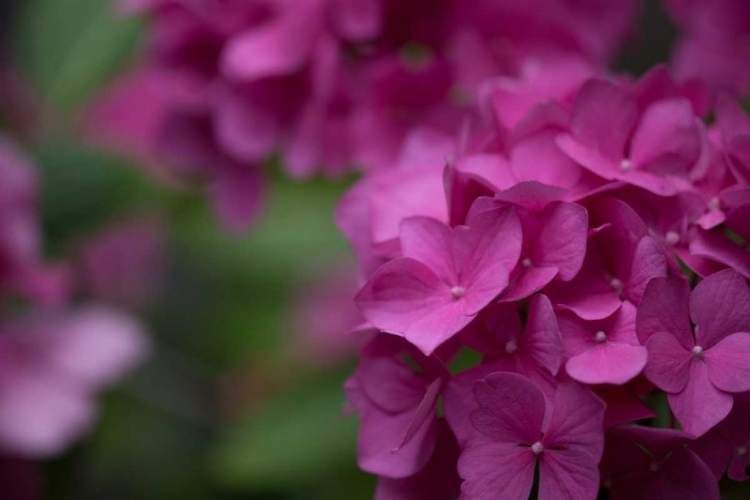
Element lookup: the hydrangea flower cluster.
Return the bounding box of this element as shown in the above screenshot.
[115,0,638,230]
[666,0,750,96]
[340,61,750,499]
[0,137,151,458]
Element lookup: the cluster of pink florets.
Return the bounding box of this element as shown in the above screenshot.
[332,11,750,500]
[118,0,637,230]
[0,136,152,459]
[118,1,750,498]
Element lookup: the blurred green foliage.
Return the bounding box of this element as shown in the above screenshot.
[14,0,141,111]
[9,0,373,498]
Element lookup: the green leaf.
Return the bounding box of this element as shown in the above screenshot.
[209,377,359,490]
[14,0,142,110]
[32,141,148,252]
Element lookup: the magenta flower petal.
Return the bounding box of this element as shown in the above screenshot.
[567,343,648,385]
[470,372,545,445]
[624,236,668,304]
[566,79,639,166]
[332,0,381,41]
[221,4,324,80]
[501,265,559,303]
[459,207,523,315]
[539,447,601,500]
[561,303,646,385]
[0,374,95,458]
[704,333,750,393]
[458,443,536,500]
[355,258,446,326]
[214,91,279,163]
[400,217,458,285]
[669,361,733,437]
[354,357,427,413]
[533,201,588,281]
[689,229,750,278]
[356,404,438,478]
[543,379,605,457]
[397,379,443,449]
[644,332,692,393]
[210,167,266,232]
[636,276,693,346]
[690,269,750,349]
[523,295,563,376]
[629,98,698,173]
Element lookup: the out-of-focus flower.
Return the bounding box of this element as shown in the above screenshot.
[602,426,720,499]
[106,0,640,231]
[0,134,152,461]
[77,218,166,310]
[289,265,365,367]
[0,306,150,457]
[665,0,750,96]
[0,136,67,306]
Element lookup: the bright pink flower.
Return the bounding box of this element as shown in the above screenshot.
[453,372,605,500]
[460,295,562,392]
[0,306,150,457]
[545,197,669,320]
[558,302,648,385]
[557,79,704,196]
[345,336,449,478]
[638,270,750,436]
[601,426,720,500]
[355,207,522,354]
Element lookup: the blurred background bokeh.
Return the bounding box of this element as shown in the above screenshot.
[1,0,373,498]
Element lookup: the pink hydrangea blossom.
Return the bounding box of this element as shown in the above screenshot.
[638,270,750,436]
[447,372,605,500]
[111,0,641,231]
[345,335,449,478]
[355,206,522,354]
[558,302,648,385]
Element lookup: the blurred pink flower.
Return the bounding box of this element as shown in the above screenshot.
[0,306,150,457]
[78,218,166,310]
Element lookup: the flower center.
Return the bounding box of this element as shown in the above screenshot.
[709,196,721,211]
[450,286,466,300]
[505,339,518,354]
[610,278,624,293]
[665,231,680,246]
[738,447,747,456]
[692,345,704,357]
[531,441,544,455]
[595,331,607,343]
[620,158,633,172]
[522,258,533,268]
[650,462,660,472]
